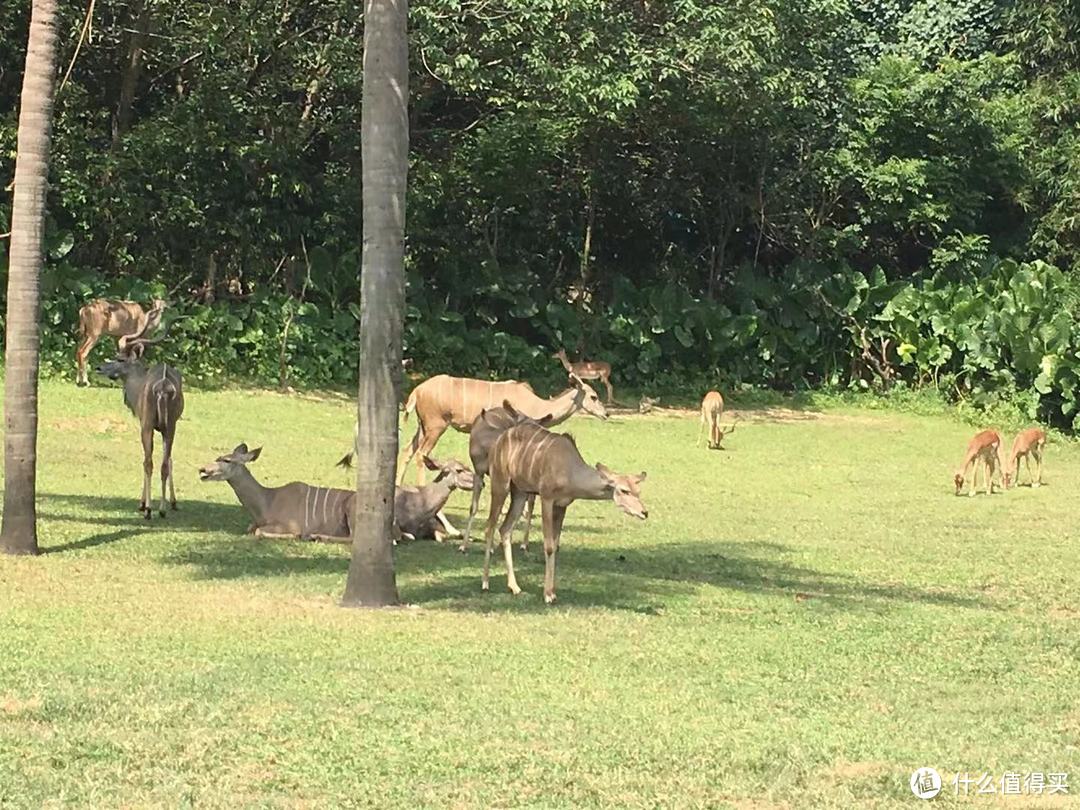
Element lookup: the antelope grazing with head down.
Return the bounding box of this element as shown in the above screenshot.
[76,297,166,386]
[1005,427,1046,489]
[953,429,1006,497]
[481,422,648,603]
[697,390,737,449]
[399,372,607,485]
[96,317,183,518]
[553,348,614,403]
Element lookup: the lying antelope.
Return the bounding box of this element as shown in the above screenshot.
[399,372,607,485]
[482,422,648,604]
[1005,427,1046,489]
[554,348,614,403]
[459,400,556,554]
[202,446,473,543]
[697,390,737,449]
[76,297,166,386]
[96,319,182,518]
[953,429,1006,497]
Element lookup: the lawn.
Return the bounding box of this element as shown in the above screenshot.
[1,379,1079,808]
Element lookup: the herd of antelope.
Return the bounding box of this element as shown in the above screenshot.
[78,296,1048,602]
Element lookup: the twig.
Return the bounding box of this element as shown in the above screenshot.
[59,0,97,93]
[279,236,312,389]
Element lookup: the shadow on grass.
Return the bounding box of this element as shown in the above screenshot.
[161,535,993,615]
[46,529,143,554]
[38,492,247,539]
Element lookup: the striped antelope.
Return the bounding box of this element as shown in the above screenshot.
[201,446,474,543]
[553,348,614,403]
[954,429,1006,496]
[458,400,556,553]
[1005,427,1046,488]
[76,297,166,386]
[399,372,607,485]
[96,318,183,518]
[481,422,648,604]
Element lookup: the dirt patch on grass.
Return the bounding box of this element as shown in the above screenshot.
[818,760,892,785]
[50,415,130,434]
[1,695,43,716]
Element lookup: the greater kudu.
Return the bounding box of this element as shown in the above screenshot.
[481,422,648,603]
[399,372,608,485]
[96,317,183,518]
[76,297,166,386]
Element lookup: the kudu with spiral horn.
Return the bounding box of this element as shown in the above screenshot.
[97,312,185,518]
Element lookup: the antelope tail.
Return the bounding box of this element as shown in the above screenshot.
[402,388,418,423]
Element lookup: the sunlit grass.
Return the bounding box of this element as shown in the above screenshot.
[1,379,1078,808]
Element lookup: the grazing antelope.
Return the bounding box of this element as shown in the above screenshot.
[76,297,166,386]
[697,390,737,448]
[953,429,1006,497]
[482,422,648,603]
[458,401,556,554]
[553,348,614,404]
[1005,427,1046,489]
[96,319,183,518]
[399,372,607,485]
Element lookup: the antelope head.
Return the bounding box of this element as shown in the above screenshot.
[596,463,648,520]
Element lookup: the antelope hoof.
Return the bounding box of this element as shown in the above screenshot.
[482,581,490,592]
[143,509,152,520]
[509,584,522,596]
[519,543,529,553]
[544,592,557,604]
[457,542,469,554]
[171,502,178,511]
[1033,482,1041,489]
[968,491,976,498]
[159,509,166,518]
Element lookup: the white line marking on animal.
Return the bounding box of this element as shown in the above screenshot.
[304,487,312,533]
[512,427,544,475]
[528,433,556,481]
[321,487,330,526]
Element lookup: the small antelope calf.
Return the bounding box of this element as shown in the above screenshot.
[697,390,736,449]
[953,429,1005,497]
[76,297,166,386]
[1005,427,1046,489]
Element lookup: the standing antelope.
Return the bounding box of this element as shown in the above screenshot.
[458,401,556,553]
[1005,427,1046,489]
[953,429,1006,497]
[96,320,183,518]
[697,390,736,449]
[399,372,607,485]
[76,297,166,386]
[482,422,648,603]
[553,348,614,403]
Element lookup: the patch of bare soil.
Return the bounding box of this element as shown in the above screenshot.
[49,415,129,434]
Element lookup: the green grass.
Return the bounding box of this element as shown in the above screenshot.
[2,379,1079,808]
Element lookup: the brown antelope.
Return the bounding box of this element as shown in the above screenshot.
[697,390,737,448]
[96,319,183,518]
[481,422,648,603]
[76,297,166,386]
[953,429,1006,497]
[1005,427,1046,489]
[553,348,614,403]
[458,401,556,554]
[399,372,607,485]
[201,446,473,542]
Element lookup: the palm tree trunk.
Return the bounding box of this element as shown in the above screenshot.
[341,0,408,607]
[1,0,61,556]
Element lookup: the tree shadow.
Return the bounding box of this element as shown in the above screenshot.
[38,492,247,535]
[161,535,994,615]
[46,529,142,554]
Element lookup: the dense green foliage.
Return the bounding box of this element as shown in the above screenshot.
[1,0,1079,421]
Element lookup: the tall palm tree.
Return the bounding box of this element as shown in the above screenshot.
[341,0,408,606]
[1,0,61,556]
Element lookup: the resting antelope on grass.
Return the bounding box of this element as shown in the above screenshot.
[953,429,1006,497]
[76,297,166,386]
[481,422,648,604]
[697,390,737,449]
[96,317,183,518]
[1005,427,1046,489]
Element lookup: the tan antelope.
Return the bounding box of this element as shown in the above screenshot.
[399,372,607,485]
[96,319,183,518]
[201,446,474,542]
[1005,427,1046,489]
[953,429,1006,497]
[76,297,166,386]
[697,390,737,449]
[458,401,556,554]
[481,422,648,603]
[553,348,614,403]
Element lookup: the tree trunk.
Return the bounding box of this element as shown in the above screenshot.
[112,1,152,146]
[2,0,61,556]
[341,0,407,607]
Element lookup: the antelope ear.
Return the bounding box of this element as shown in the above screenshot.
[502,399,519,417]
[423,455,441,471]
[635,471,647,483]
[233,443,249,456]
[595,462,615,481]
[537,412,556,427]
[246,447,262,463]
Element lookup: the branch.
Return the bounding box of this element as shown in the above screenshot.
[59,0,97,93]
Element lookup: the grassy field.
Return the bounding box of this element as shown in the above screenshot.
[1,379,1079,808]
